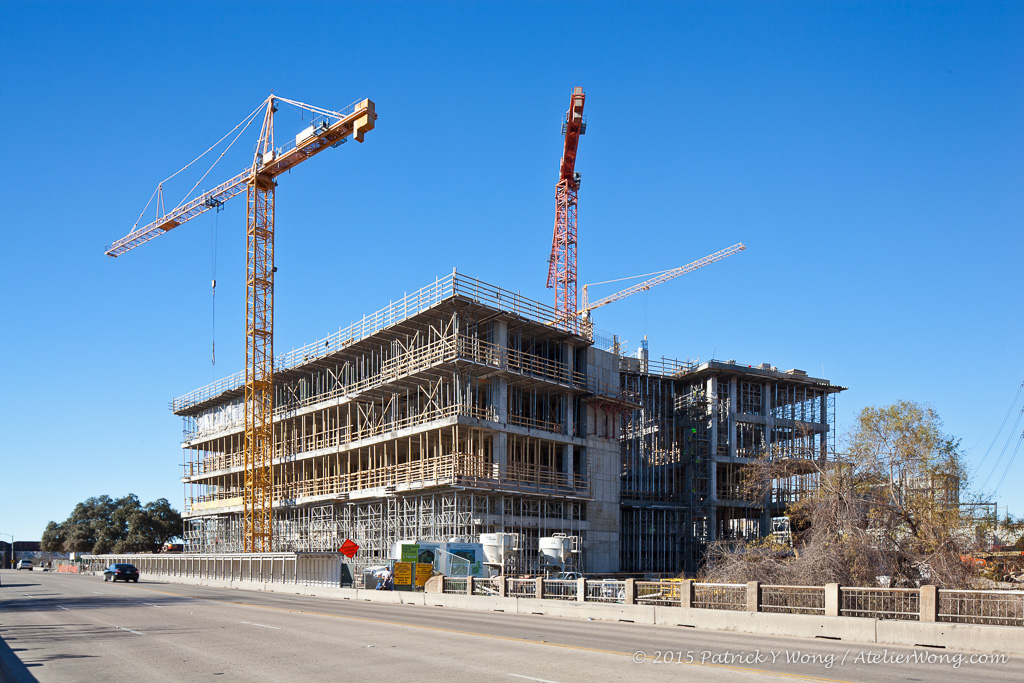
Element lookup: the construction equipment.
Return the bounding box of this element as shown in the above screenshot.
[546,87,586,325]
[580,243,746,318]
[106,94,376,552]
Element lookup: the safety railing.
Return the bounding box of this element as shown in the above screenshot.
[938,589,1024,626]
[636,580,680,606]
[80,552,342,587]
[506,578,537,598]
[585,580,626,603]
[183,332,584,442]
[186,450,586,513]
[760,585,826,615]
[472,577,499,596]
[173,271,593,412]
[692,582,747,611]
[840,587,919,621]
[543,579,578,600]
[66,559,1024,628]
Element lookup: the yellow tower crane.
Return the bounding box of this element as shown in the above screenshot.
[106,94,376,552]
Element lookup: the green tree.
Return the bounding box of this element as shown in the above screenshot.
[40,494,183,555]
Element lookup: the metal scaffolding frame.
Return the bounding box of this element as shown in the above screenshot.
[619,359,844,574]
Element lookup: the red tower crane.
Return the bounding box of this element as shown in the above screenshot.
[546,87,586,327]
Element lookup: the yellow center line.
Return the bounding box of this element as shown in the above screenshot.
[127,583,853,683]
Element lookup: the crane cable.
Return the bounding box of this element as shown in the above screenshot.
[210,206,218,371]
[130,99,266,230]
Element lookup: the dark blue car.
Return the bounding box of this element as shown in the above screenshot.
[104,563,140,583]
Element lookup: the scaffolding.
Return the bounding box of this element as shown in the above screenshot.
[618,358,844,574]
[174,273,843,577]
[178,272,613,572]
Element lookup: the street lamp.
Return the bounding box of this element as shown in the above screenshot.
[0,532,12,568]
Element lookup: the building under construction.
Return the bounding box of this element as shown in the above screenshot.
[176,270,844,575]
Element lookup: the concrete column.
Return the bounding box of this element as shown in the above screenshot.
[492,320,509,479]
[760,381,774,538]
[707,377,719,542]
[497,576,506,598]
[746,581,761,612]
[681,579,694,608]
[728,378,737,459]
[824,583,840,617]
[565,443,575,489]
[467,575,475,596]
[920,585,938,622]
[820,391,829,458]
[493,433,508,480]
[565,342,576,487]
[624,578,636,605]
[535,577,545,599]
[576,577,586,602]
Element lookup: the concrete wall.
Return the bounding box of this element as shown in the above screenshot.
[584,347,623,573]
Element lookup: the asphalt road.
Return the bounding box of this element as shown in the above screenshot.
[0,569,1019,682]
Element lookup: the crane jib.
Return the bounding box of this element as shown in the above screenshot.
[106,100,375,258]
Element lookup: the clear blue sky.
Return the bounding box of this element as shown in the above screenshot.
[1,1,1021,543]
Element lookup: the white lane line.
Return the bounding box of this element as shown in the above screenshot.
[508,675,561,683]
[92,591,104,595]
[115,626,144,636]
[240,621,280,630]
[22,594,36,598]
[58,606,70,611]
[143,603,162,608]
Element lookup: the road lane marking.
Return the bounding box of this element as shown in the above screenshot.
[143,603,162,608]
[21,594,35,598]
[115,626,144,636]
[509,674,561,683]
[241,621,280,630]
[92,591,104,595]
[124,584,854,683]
[58,606,70,611]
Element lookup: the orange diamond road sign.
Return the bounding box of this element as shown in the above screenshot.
[339,539,360,558]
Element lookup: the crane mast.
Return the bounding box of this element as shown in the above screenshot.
[245,98,277,552]
[107,94,376,552]
[547,87,586,324]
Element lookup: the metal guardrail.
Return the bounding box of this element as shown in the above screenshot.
[938,589,1024,626]
[69,557,1024,628]
[543,579,578,600]
[585,580,626,603]
[472,577,499,596]
[80,553,342,587]
[506,578,536,598]
[693,582,747,611]
[761,585,826,615]
[840,587,919,621]
[636,580,680,605]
